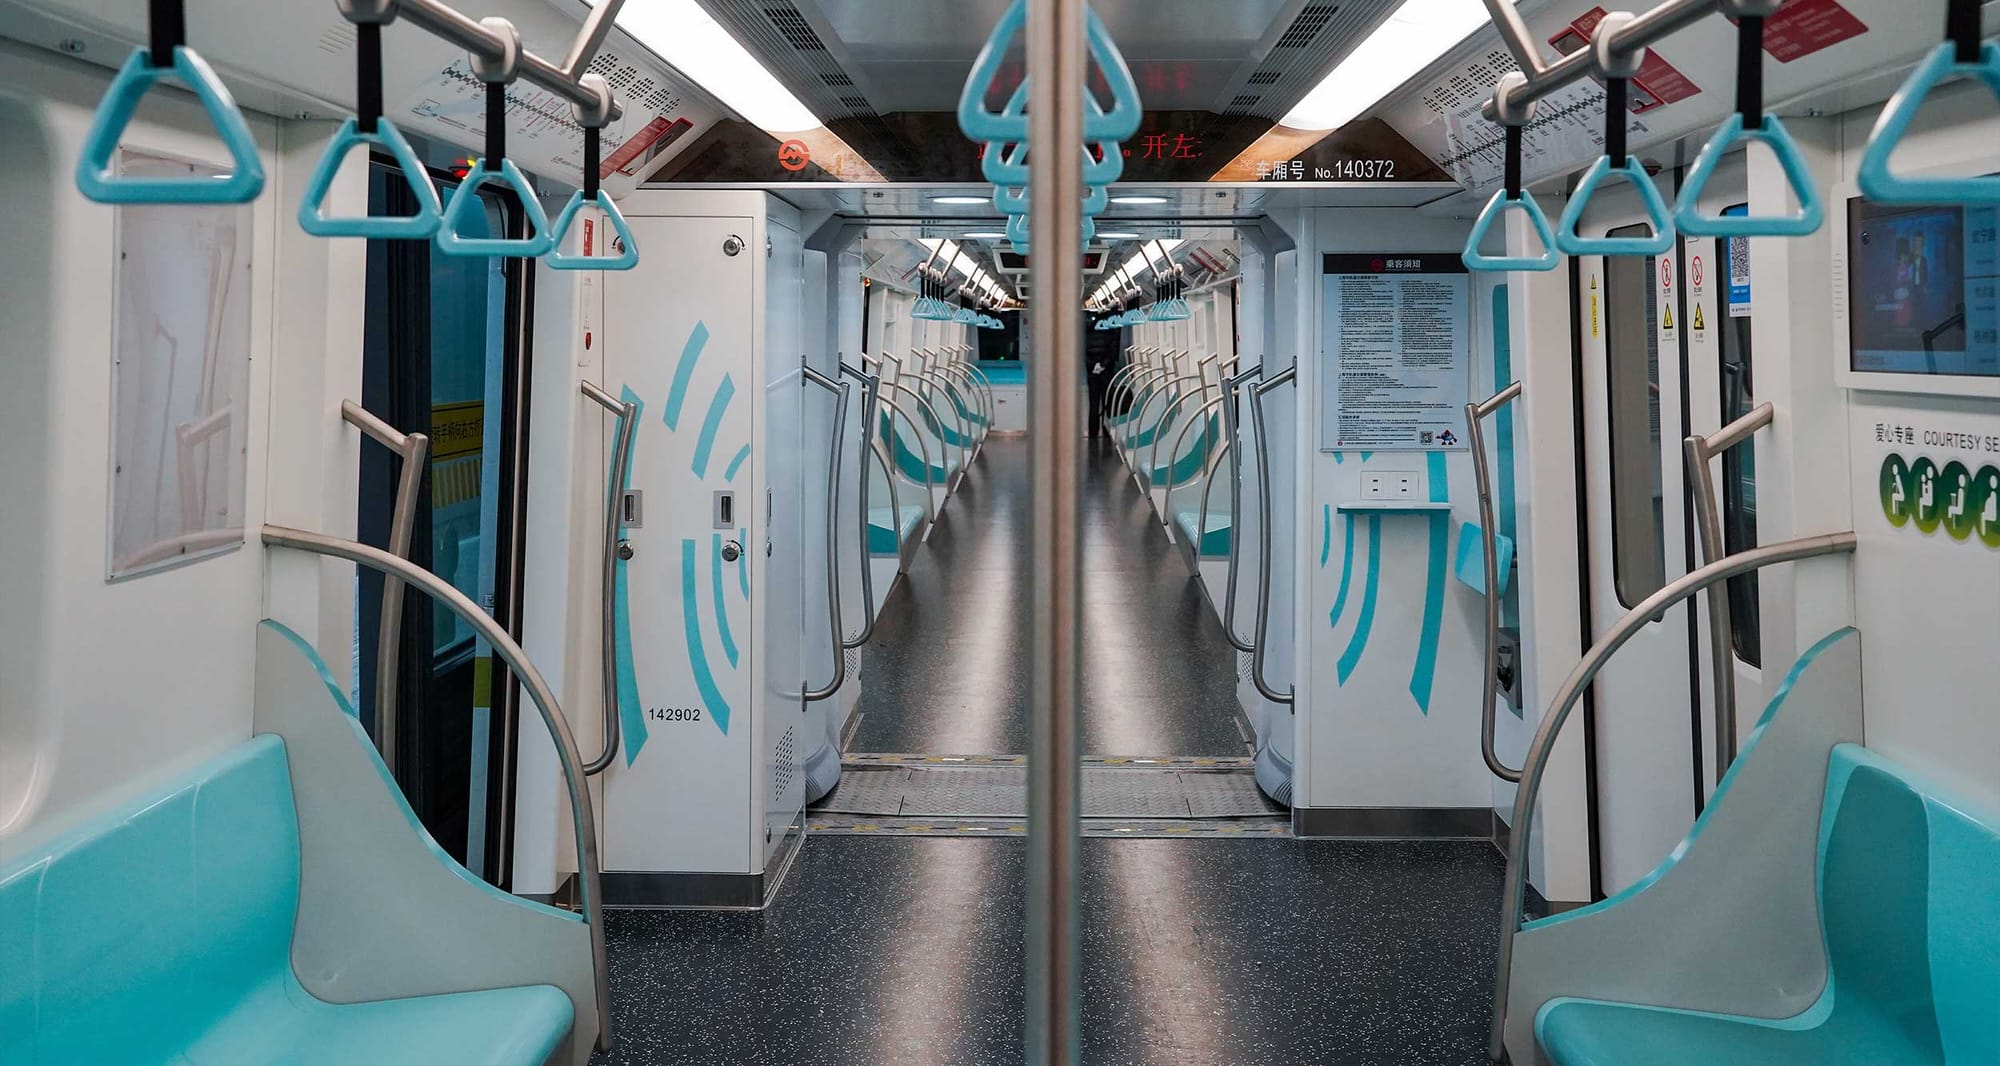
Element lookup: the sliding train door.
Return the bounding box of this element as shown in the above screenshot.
[1572,174,1703,896]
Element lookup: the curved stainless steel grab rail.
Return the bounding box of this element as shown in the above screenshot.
[1247,365,1297,705]
[1487,531,1859,1061]
[262,525,613,1052]
[802,366,852,702]
[1685,401,1774,776]
[1215,366,1261,653]
[1466,381,1524,782]
[881,375,965,485]
[341,401,430,775]
[874,394,939,516]
[839,364,882,650]
[579,382,639,776]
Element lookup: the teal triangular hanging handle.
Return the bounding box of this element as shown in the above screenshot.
[436,160,556,258]
[547,192,640,271]
[959,1,1142,144]
[1083,5,1143,142]
[77,47,265,204]
[958,0,1028,143]
[1556,156,1677,256]
[1463,190,1560,272]
[1675,115,1823,237]
[1859,41,2000,205]
[298,118,442,239]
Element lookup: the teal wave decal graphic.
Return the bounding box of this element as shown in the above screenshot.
[724,443,751,483]
[1319,503,1332,567]
[1408,452,1452,714]
[664,321,709,431]
[1328,513,1356,629]
[692,375,735,478]
[736,526,750,600]
[881,412,951,482]
[1152,416,1216,486]
[615,385,648,764]
[1334,452,1343,464]
[680,539,731,735]
[711,533,738,668]
[1336,515,1382,684]
[615,553,646,763]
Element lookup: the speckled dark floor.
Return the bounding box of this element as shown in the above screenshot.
[851,436,1250,757]
[589,836,1507,1065]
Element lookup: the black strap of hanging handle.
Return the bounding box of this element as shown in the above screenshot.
[1946,0,1980,64]
[149,0,185,68]
[357,22,384,135]
[583,126,602,202]
[485,83,507,171]
[1736,15,1765,129]
[1504,124,1523,199]
[1605,77,1628,165]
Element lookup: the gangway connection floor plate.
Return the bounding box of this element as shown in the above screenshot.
[810,757,1289,838]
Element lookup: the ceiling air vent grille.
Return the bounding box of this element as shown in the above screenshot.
[1275,3,1338,49]
[699,0,877,120]
[765,7,828,51]
[1218,2,1386,120]
[316,25,354,56]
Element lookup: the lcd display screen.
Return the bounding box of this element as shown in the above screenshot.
[1846,197,1999,378]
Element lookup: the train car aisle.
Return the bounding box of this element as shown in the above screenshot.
[848,436,1250,758]
[590,836,1509,1066]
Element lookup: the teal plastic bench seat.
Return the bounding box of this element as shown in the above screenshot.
[869,504,926,555]
[0,736,573,1066]
[1173,509,1232,557]
[1536,744,2000,1066]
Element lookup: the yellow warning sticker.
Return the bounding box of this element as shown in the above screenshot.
[1662,306,1675,331]
[1693,305,1706,331]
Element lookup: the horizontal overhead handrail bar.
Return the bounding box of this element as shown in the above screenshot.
[1481,0,1722,123]
[1488,530,1859,1061]
[1467,381,1524,782]
[350,0,625,122]
[261,525,611,1052]
[1685,400,1774,780]
[579,381,638,776]
[341,400,428,776]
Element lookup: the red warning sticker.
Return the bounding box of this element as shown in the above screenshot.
[1551,7,1702,112]
[1758,0,1869,63]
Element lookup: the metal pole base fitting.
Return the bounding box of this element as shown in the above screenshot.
[573,72,615,129]
[335,0,399,26]
[1592,11,1647,81]
[1492,70,1537,126]
[1718,0,1784,15]
[470,16,522,84]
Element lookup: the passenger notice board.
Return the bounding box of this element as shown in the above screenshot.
[1320,253,1472,452]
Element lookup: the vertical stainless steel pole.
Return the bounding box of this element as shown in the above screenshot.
[1026,0,1084,1062]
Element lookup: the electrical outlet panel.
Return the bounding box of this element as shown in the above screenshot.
[1361,471,1419,500]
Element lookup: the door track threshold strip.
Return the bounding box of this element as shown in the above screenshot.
[815,762,1285,819]
[844,752,1257,771]
[807,814,1293,839]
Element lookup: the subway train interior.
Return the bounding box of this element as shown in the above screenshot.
[3,0,1999,1062]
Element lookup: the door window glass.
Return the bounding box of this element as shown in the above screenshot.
[1604,224,1667,607]
[1719,220,1760,666]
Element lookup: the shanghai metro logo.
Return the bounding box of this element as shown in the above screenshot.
[1879,453,2000,548]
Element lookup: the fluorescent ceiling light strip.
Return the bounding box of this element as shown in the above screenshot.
[589,0,822,133]
[1281,0,1506,132]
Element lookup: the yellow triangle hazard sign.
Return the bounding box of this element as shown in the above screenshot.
[1663,306,1674,330]
[1590,275,1598,290]
[1693,305,1706,331]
